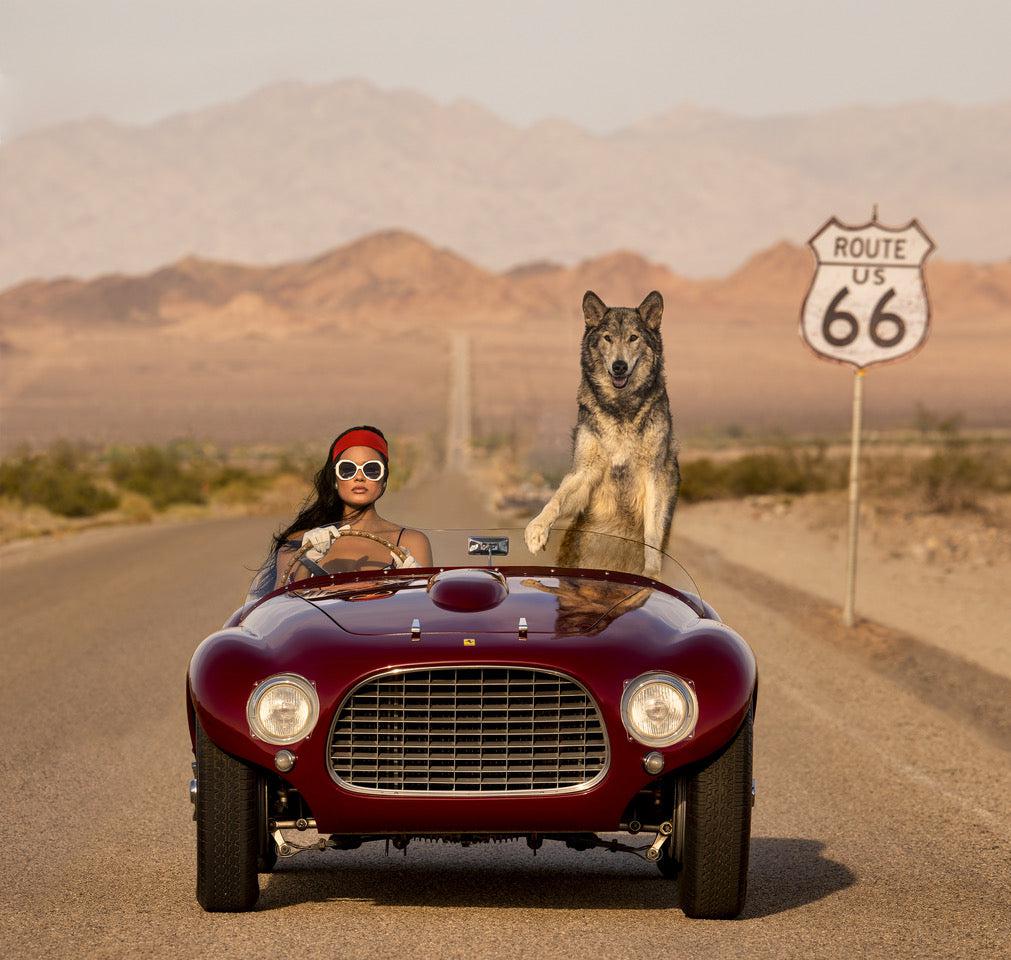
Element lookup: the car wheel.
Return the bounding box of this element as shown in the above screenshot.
[195,720,260,912]
[678,706,753,919]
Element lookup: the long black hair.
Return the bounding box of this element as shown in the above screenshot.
[249,425,389,598]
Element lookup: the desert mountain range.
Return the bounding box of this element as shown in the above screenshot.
[1,79,1009,287]
[2,231,1008,454]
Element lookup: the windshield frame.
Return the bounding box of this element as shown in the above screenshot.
[246,525,703,613]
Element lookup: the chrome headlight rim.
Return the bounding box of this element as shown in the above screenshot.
[246,673,319,745]
[620,671,698,748]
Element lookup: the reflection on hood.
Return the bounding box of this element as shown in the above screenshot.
[520,577,650,636]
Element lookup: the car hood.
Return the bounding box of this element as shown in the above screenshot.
[292,570,658,638]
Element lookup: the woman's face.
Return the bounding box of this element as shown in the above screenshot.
[334,444,386,510]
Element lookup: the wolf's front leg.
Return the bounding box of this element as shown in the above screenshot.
[524,466,598,554]
[642,474,672,579]
[642,548,663,580]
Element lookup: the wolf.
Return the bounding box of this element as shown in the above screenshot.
[524,290,680,579]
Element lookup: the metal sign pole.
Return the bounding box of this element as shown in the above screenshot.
[843,368,865,627]
[801,210,932,628]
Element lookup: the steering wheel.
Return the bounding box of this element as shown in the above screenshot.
[283,529,410,585]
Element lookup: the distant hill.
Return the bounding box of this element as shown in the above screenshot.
[3,231,1008,451]
[1,79,1008,287]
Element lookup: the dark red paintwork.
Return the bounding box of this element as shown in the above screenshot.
[188,566,756,834]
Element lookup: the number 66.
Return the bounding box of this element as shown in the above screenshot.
[823,287,905,348]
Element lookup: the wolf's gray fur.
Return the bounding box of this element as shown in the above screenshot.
[524,290,680,577]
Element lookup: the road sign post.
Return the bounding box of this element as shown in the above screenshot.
[800,211,934,627]
[843,369,864,627]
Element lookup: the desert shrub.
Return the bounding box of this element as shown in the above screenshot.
[207,464,272,506]
[206,464,268,493]
[274,449,318,482]
[725,453,807,496]
[0,444,119,517]
[914,440,1011,512]
[679,458,728,502]
[680,446,847,502]
[387,436,419,493]
[918,450,983,512]
[108,445,206,510]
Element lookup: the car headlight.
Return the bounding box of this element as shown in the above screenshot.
[620,672,697,747]
[247,674,319,745]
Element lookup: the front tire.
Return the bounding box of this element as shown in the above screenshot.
[195,720,260,912]
[679,707,753,919]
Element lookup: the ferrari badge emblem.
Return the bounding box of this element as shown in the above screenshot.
[463,638,476,646]
[800,216,934,369]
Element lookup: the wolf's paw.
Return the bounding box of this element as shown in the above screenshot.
[525,517,551,553]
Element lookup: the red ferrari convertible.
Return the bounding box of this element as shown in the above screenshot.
[187,527,756,917]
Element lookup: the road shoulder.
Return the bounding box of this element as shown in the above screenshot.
[678,532,1011,753]
[675,494,1011,680]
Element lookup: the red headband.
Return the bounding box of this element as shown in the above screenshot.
[332,429,388,461]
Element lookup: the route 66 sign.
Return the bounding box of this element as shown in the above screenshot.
[800,216,934,368]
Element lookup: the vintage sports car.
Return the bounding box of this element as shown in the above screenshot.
[187,527,757,917]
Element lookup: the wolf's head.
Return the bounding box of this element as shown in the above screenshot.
[580,290,664,397]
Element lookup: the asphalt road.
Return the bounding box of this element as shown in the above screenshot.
[1,473,1008,959]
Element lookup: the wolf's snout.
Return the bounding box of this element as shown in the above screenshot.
[611,360,628,377]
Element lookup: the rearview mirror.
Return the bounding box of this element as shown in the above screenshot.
[468,536,509,556]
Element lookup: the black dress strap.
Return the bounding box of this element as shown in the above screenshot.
[396,527,406,546]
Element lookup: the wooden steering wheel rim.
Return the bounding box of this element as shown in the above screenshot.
[283,529,410,585]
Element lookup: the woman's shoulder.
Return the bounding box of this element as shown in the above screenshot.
[385,524,431,554]
[394,525,430,542]
[397,527,432,555]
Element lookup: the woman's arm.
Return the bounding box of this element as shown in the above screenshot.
[401,529,433,566]
[273,534,305,588]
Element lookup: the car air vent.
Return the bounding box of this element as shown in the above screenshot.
[328,666,608,795]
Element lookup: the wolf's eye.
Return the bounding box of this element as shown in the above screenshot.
[603,335,612,343]
[628,335,638,343]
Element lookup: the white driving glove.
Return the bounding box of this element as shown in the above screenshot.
[301,524,350,561]
[392,548,419,569]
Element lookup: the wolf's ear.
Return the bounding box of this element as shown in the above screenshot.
[638,291,663,330]
[583,290,607,326]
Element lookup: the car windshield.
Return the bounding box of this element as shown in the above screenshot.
[246,526,701,605]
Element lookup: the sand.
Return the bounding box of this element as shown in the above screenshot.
[674,492,1011,679]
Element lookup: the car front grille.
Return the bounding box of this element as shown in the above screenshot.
[327,666,609,794]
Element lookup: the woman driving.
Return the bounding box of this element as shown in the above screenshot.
[256,425,432,594]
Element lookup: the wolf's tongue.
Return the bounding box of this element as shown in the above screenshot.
[611,375,629,388]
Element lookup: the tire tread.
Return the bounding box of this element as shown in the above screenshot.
[195,721,260,912]
[680,707,753,919]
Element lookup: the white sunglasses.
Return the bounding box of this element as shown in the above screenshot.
[335,458,386,482]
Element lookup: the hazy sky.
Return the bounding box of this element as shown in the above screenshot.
[2,0,1009,139]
